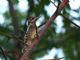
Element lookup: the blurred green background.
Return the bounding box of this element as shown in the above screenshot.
[0,0,80,60]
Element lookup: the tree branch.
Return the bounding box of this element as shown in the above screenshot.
[20,0,69,60]
[7,0,19,35]
[0,47,7,60]
[50,0,80,29]
[39,0,69,38]
[60,14,80,28]
[7,0,20,59]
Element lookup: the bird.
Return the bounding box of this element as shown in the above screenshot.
[23,16,39,52]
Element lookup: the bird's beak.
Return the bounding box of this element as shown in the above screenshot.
[35,16,40,20]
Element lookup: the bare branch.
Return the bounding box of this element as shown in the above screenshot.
[50,0,80,29]
[60,14,80,28]
[39,0,69,38]
[20,0,69,60]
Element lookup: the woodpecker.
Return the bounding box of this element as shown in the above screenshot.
[23,16,39,52]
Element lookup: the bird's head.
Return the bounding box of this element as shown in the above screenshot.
[28,16,40,24]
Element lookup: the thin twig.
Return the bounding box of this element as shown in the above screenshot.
[0,47,7,60]
[54,57,64,60]
[50,0,80,29]
[60,14,80,28]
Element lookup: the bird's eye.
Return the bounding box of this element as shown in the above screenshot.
[28,16,35,20]
[31,17,34,20]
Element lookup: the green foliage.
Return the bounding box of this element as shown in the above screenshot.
[13,0,19,4]
[0,0,80,60]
